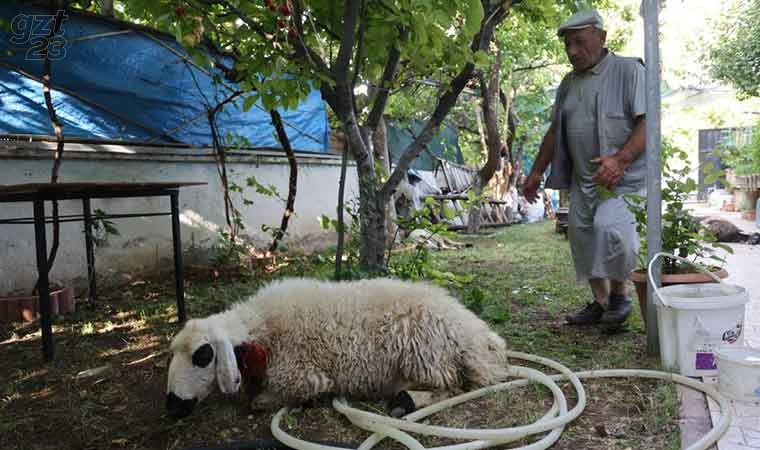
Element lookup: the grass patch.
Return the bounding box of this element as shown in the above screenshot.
[0,221,680,450]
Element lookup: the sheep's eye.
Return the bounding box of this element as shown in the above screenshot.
[192,343,214,367]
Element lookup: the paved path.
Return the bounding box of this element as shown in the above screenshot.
[685,203,760,450]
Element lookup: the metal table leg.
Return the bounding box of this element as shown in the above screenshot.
[170,191,186,323]
[33,198,54,361]
[82,198,97,304]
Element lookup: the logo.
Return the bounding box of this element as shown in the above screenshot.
[10,11,68,60]
[722,322,743,344]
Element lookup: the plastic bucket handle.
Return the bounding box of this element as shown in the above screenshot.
[647,252,725,308]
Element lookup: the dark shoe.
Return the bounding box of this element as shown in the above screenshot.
[565,302,605,325]
[601,294,632,324]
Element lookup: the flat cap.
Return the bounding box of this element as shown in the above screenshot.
[557,9,604,36]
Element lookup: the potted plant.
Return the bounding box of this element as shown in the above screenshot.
[0,284,75,323]
[624,140,733,322]
[715,123,760,221]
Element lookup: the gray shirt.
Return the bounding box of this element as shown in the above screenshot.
[546,51,647,197]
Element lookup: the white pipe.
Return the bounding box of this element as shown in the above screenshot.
[338,365,569,446]
[271,351,732,450]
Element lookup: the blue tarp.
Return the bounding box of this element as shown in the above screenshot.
[387,120,465,171]
[0,3,329,152]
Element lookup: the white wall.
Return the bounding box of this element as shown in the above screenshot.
[0,141,358,294]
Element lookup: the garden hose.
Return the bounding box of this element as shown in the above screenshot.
[271,351,732,450]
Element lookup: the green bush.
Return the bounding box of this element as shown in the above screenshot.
[624,139,732,274]
[714,124,760,176]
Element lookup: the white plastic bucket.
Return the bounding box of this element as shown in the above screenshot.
[649,253,749,377]
[715,346,760,403]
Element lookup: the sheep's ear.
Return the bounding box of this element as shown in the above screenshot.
[215,338,241,394]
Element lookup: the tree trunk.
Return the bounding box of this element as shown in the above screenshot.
[372,116,398,250]
[359,196,388,274]
[466,50,503,234]
[357,127,387,274]
[509,135,524,189]
[506,107,521,189]
[475,105,488,159]
[466,179,485,233]
[468,104,487,233]
[338,122,388,275]
[33,6,67,295]
[334,145,348,280]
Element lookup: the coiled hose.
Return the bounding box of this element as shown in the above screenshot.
[271,351,731,450]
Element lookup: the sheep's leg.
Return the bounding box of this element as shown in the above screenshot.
[250,391,284,412]
[388,390,415,417]
[387,390,451,417]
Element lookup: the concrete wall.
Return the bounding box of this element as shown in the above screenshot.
[0,141,358,294]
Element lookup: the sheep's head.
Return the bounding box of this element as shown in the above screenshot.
[165,319,242,418]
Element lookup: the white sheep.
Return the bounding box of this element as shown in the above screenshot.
[166,277,509,418]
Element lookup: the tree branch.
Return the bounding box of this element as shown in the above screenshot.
[208,112,234,233]
[379,1,512,201]
[268,110,298,253]
[208,90,246,238]
[499,87,508,111]
[478,48,502,183]
[513,61,560,72]
[366,29,404,130]
[36,5,67,292]
[291,0,306,35]
[101,0,113,16]
[211,90,244,115]
[334,0,361,81]
[214,0,268,39]
[379,67,470,201]
[351,0,368,113]
[44,10,66,185]
[309,15,342,41]
[289,8,333,77]
[507,109,521,188]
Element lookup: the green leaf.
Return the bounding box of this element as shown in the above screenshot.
[473,50,490,69]
[596,185,618,200]
[261,94,275,111]
[319,215,331,230]
[243,95,258,112]
[463,0,485,38]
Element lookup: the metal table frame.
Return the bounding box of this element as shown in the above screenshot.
[0,182,204,361]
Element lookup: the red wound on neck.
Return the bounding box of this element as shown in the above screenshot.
[234,342,268,383]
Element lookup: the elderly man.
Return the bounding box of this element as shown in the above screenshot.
[523,10,647,325]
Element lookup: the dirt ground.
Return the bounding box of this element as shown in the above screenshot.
[0,285,678,450]
[0,224,681,450]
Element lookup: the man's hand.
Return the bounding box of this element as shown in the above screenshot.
[591,155,626,190]
[522,173,542,204]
